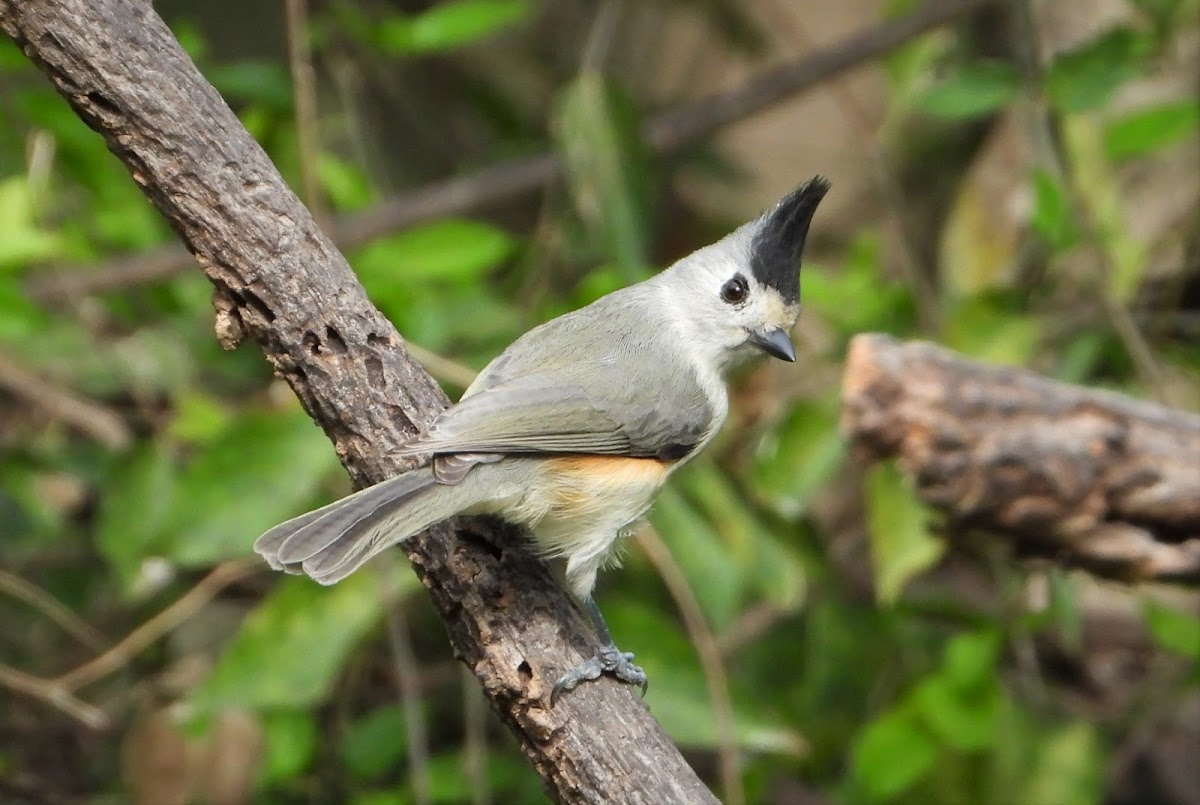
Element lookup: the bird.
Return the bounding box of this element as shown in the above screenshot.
[253,176,830,701]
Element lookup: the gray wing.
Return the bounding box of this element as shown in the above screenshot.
[404,291,716,460]
[403,364,713,460]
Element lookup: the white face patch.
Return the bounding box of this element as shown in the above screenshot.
[756,288,799,332]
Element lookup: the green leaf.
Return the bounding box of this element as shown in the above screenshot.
[677,462,761,572]
[803,233,913,337]
[865,463,944,604]
[852,707,939,801]
[0,175,65,269]
[0,276,49,342]
[674,461,809,616]
[317,153,376,211]
[942,297,1041,367]
[168,19,209,61]
[601,598,806,756]
[95,443,177,594]
[206,60,294,110]
[190,569,393,713]
[1059,116,1147,303]
[158,408,341,566]
[662,460,811,619]
[378,0,531,55]
[1104,100,1200,161]
[1143,599,1200,659]
[1046,28,1147,112]
[652,684,808,757]
[555,72,652,280]
[1130,0,1183,20]
[1030,169,1079,251]
[1047,570,1085,653]
[882,24,946,102]
[388,288,509,355]
[342,706,410,781]
[353,219,514,290]
[915,61,1021,120]
[419,751,532,803]
[1053,331,1111,384]
[0,37,32,70]
[942,629,1002,692]
[1130,0,1184,38]
[795,601,885,738]
[0,461,67,539]
[167,391,233,445]
[569,265,635,308]
[1018,722,1104,805]
[650,484,744,629]
[351,793,404,805]
[912,674,1000,751]
[751,397,844,517]
[259,710,318,785]
[747,530,808,613]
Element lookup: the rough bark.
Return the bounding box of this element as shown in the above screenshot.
[0,1,717,801]
[841,334,1200,584]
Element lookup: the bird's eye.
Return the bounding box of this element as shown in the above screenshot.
[720,275,749,305]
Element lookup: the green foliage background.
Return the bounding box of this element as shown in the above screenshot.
[1,1,1197,803]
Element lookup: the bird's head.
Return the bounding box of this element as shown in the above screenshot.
[661,176,830,373]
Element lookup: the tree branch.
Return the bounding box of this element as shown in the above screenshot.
[0,1,717,800]
[840,334,1200,584]
[24,0,997,303]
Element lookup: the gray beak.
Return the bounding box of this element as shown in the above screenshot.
[750,327,796,362]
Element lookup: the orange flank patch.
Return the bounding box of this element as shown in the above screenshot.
[542,455,671,512]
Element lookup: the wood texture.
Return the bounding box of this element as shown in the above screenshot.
[841,334,1200,584]
[0,1,716,801]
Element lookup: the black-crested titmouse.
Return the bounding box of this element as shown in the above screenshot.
[254,177,830,699]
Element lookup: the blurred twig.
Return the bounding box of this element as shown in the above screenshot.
[580,0,621,73]
[636,526,744,805]
[1010,0,1173,406]
[284,0,325,227]
[462,665,492,805]
[380,556,432,805]
[26,0,997,303]
[0,569,106,651]
[0,351,131,449]
[759,0,940,332]
[716,602,788,657]
[0,661,109,729]
[643,0,998,152]
[404,341,478,389]
[53,560,254,691]
[1094,288,1173,404]
[0,560,249,731]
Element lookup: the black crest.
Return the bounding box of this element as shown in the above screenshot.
[750,176,831,304]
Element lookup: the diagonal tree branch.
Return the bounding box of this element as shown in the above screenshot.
[0,1,716,801]
[24,0,998,303]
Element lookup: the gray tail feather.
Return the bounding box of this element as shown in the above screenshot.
[253,466,486,585]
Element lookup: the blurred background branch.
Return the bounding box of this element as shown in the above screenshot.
[24,0,995,305]
[841,333,1200,583]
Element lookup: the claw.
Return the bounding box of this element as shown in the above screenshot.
[551,644,647,705]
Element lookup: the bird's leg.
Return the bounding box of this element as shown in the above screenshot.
[551,596,647,704]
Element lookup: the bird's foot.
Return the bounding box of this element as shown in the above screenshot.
[551,644,647,705]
